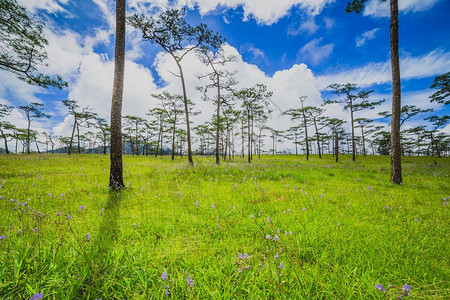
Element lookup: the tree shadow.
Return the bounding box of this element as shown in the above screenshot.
[78,191,124,298]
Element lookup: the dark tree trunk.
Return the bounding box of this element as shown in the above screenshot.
[313,118,322,158]
[389,0,402,184]
[335,130,339,163]
[0,128,9,154]
[109,0,126,190]
[175,59,194,166]
[215,77,221,165]
[26,115,30,154]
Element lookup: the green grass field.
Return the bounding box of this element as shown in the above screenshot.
[0,154,449,299]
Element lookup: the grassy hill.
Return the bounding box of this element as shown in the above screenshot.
[0,154,448,299]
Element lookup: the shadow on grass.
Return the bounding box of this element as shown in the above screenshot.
[78,191,124,298]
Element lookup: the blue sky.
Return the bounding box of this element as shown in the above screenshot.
[1,0,449,151]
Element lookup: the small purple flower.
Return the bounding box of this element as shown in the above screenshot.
[375,284,385,292]
[414,218,418,222]
[273,235,279,242]
[267,216,272,224]
[243,253,249,258]
[161,271,168,281]
[57,211,62,216]
[32,228,38,232]
[9,198,15,202]
[30,293,44,300]
[133,223,137,228]
[279,262,284,269]
[195,200,199,208]
[265,234,271,239]
[18,230,22,234]
[187,275,194,287]
[403,284,411,292]
[79,205,85,210]
[303,207,306,210]
[86,233,90,242]
[274,252,279,259]
[65,215,73,220]
[238,253,243,259]
[250,214,254,218]
[288,208,292,212]
[443,202,449,205]
[0,235,6,240]
[211,202,215,208]
[238,268,242,273]
[164,289,169,296]
[245,265,250,270]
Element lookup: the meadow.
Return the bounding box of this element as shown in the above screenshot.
[0,154,448,299]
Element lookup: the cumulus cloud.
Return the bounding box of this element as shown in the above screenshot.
[125,0,335,25]
[355,28,380,47]
[298,38,334,66]
[363,0,440,18]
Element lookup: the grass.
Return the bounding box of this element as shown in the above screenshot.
[0,154,449,299]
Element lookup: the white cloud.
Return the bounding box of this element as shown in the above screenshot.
[17,0,70,14]
[363,0,440,18]
[355,28,380,47]
[323,17,335,30]
[288,16,319,36]
[317,49,450,88]
[239,44,267,62]
[298,38,334,66]
[125,0,335,25]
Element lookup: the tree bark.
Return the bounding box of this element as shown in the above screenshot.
[215,76,221,165]
[0,128,9,154]
[109,0,126,190]
[175,59,194,166]
[390,0,402,184]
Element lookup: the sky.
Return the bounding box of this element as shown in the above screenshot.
[1,0,449,152]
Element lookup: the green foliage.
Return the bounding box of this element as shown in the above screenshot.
[0,154,449,298]
[430,72,450,105]
[0,0,67,88]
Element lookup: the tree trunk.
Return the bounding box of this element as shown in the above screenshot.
[215,77,221,165]
[335,130,339,163]
[175,59,194,166]
[68,118,76,154]
[314,118,322,158]
[0,128,9,154]
[77,124,81,154]
[389,0,402,184]
[349,98,356,162]
[109,0,126,190]
[26,115,31,154]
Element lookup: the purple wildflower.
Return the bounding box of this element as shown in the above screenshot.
[238,253,243,259]
[161,271,168,281]
[65,215,73,220]
[238,268,242,273]
[86,233,90,242]
[9,199,15,202]
[195,200,199,208]
[403,284,411,292]
[443,202,449,205]
[211,202,215,208]
[30,293,44,300]
[303,207,306,210]
[32,228,38,232]
[265,234,271,239]
[414,218,418,222]
[375,284,385,292]
[273,235,279,242]
[243,253,249,258]
[250,214,254,218]
[164,289,169,296]
[275,252,279,259]
[79,205,85,210]
[57,212,62,216]
[267,216,272,224]
[187,275,194,287]
[18,230,22,234]
[0,235,6,240]
[279,262,284,269]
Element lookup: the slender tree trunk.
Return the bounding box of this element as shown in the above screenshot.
[171,123,176,160]
[77,125,81,154]
[174,59,194,166]
[26,115,31,154]
[215,77,221,165]
[0,128,9,154]
[314,118,322,158]
[35,138,40,154]
[349,100,356,162]
[247,110,251,163]
[335,130,339,163]
[361,126,366,157]
[302,113,309,160]
[390,0,402,184]
[109,0,126,190]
